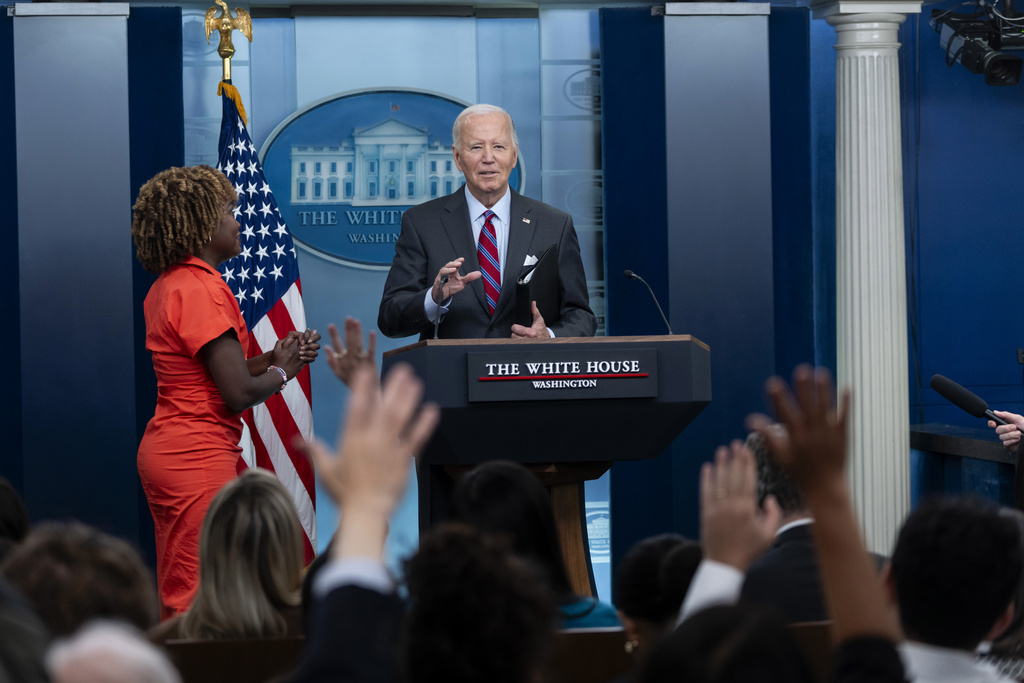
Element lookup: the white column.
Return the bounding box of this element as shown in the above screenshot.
[813,1,921,554]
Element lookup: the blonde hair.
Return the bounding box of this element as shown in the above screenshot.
[131,165,236,274]
[181,469,303,639]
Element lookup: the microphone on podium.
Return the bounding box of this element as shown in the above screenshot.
[624,269,673,335]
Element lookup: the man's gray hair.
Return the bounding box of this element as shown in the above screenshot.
[452,104,519,151]
[46,620,181,683]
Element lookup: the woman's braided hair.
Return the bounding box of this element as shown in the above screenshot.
[131,165,236,273]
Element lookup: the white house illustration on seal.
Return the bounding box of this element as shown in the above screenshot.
[290,117,465,207]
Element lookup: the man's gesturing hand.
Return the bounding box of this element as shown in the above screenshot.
[432,257,482,304]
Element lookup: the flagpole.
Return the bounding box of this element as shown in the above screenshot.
[205,0,252,84]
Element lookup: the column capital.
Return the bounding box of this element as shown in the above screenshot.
[810,0,922,21]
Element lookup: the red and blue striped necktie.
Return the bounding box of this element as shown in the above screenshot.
[478,210,501,316]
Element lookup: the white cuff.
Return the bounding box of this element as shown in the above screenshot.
[676,559,744,626]
[314,557,394,598]
[423,289,451,323]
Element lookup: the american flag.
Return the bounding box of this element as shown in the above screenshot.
[215,82,316,562]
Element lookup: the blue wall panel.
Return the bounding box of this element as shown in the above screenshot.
[770,8,815,377]
[664,10,775,538]
[0,13,23,494]
[600,6,673,573]
[907,4,1024,427]
[14,8,137,539]
[128,7,184,562]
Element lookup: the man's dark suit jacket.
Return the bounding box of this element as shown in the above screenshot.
[377,187,596,340]
[740,522,828,624]
[290,584,402,683]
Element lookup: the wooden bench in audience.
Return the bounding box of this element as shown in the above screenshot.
[788,621,834,683]
[163,636,305,683]
[163,627,634,683]
[551,627,634,683]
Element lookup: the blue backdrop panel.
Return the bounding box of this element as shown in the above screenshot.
[0,13,22,493]
[664,9,775,536]
[128,6,184,561]
[14,8,138,538]
[599,6,676,574]
[769,8,815,378]
[907,4,1024,426]
[809,17,838,375]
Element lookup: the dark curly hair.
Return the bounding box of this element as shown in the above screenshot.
[747,427,806,514]
[131,165,236,273]
[1,521,158,635]
[402,523,557,683]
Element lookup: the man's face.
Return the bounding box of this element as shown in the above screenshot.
[452,112,518,208]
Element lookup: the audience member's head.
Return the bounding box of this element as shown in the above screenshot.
[402,523,556,683]
[990,507,1024,658]
[747,427,807,518]
[615,533,702,659]
[1,522,157,636]
[450,460,573,599]
[889,495,1023,650]
[182,469,304,639]
[0,476,29,562]
[640,604,814,683]
[47,620,181,683]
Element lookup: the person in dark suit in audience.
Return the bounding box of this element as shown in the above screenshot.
[294,362,562,683]
[739,427,827,624]
[291,364,435,683]
[657,366,907,683]
[377,103,595,340]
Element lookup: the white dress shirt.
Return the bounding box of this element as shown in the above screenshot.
[423,186,511,322]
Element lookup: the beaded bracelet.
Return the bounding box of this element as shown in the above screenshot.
[268,365,288,391]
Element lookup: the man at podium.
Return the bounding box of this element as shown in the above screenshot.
[377,104,596,340]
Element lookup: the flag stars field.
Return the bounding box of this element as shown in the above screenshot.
[214,82,316,561]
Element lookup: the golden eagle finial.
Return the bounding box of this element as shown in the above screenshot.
[205,0,252,82]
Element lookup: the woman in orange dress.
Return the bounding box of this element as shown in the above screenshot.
[131,165,318,618]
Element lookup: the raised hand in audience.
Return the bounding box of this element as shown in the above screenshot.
[302,363,438,561]
[325,317,377,388]
[700,441,781,573]
[988,410,1024,453]
[747,364,900,644]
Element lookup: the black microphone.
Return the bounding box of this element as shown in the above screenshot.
[929,374,1009,425]
[624,270,673,335]
[433,274,449,340]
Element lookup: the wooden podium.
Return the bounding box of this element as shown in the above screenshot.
[382,335,711,595]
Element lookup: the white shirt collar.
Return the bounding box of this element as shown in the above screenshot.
[775,517,814,538]
[901,641,1013,682]
[464,185,511,227]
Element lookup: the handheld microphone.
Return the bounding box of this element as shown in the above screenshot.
[929,374,1009,425]
[624,270,673,335]
[433,274,449,340]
